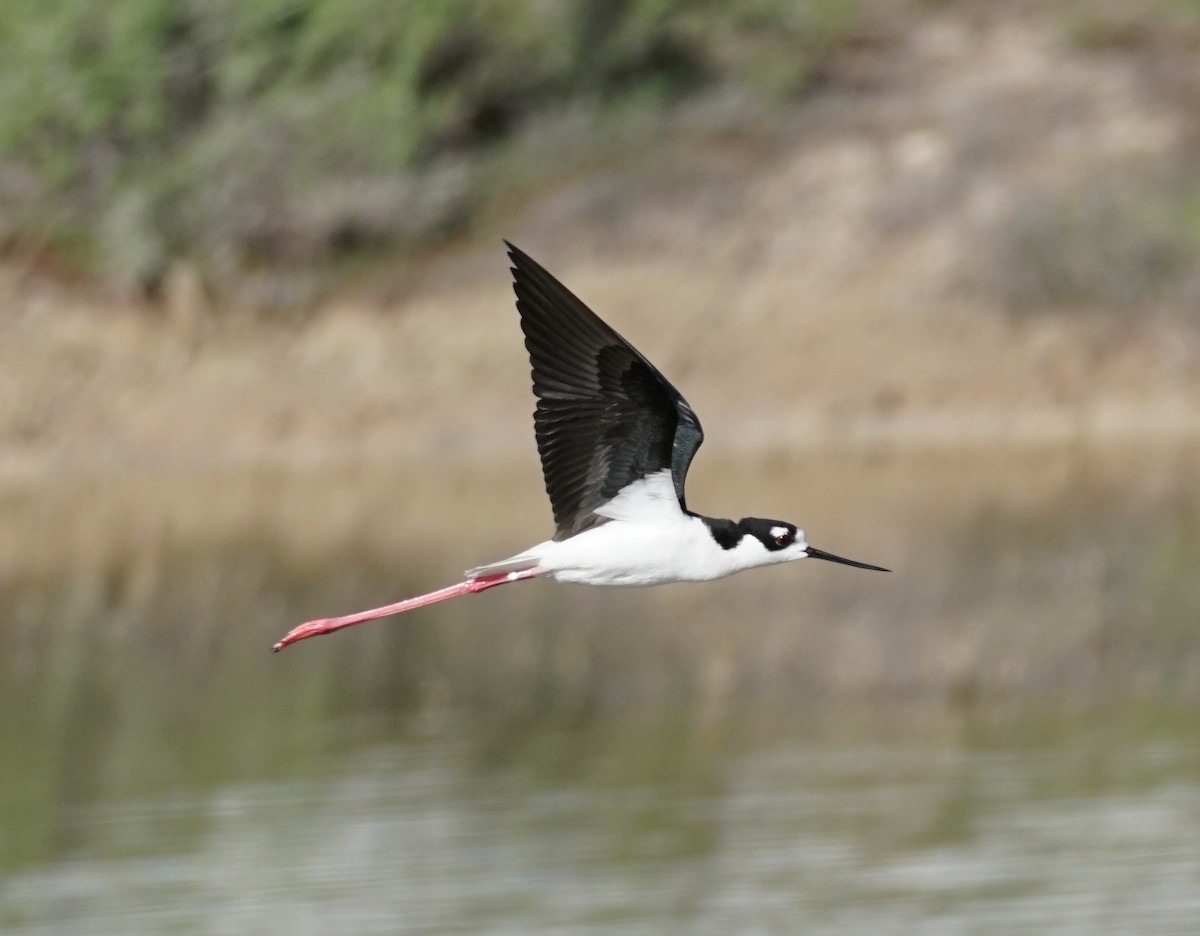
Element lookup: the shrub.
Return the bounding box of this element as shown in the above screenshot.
[0,0,864,295]
[972,170,1200,318]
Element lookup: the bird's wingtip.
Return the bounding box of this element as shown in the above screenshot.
[503,240,523,276]
[506,241,541,269]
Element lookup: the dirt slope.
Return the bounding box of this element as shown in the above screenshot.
[3,3,1198,487]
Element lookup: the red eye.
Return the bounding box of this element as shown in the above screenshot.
[774,534,789,547]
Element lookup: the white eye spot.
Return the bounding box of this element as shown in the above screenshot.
[769,525,793,548]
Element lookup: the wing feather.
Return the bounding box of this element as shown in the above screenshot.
[507,242,705,539]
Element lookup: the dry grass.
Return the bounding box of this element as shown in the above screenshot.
[4,444,1198,715]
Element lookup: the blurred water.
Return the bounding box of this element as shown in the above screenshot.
[3,711,1200,934]
[1,446,1198,933]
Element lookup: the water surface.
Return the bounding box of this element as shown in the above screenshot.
[4,709,1200,934]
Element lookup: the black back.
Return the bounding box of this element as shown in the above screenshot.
[508,242,704,539]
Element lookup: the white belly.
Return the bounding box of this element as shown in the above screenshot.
[536,517,741,586]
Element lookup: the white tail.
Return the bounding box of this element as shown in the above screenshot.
[465,544,549,580]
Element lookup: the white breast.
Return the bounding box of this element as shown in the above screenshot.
[467,469,775,587]
[537,516,762,586]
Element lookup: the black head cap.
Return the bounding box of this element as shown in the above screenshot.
[700,516,799,551]
[738,518,799,551]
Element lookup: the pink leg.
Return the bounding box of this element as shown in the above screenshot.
[272,569,543,652]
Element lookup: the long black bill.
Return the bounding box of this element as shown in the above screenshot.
[805,545,889,572]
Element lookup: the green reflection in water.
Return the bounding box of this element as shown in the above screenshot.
[3,705,1200,934]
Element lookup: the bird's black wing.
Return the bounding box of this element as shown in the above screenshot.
[507,242,704,540]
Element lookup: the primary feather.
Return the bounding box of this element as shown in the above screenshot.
[507,242,705,539]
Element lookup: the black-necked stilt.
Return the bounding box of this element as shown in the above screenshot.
[273,243,887,651]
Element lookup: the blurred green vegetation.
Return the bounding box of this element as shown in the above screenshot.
[0,0,861,292]
[1062,0,1200,50]
[975,170,1200,317]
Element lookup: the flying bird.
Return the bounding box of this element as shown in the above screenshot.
[273,243,886,651]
